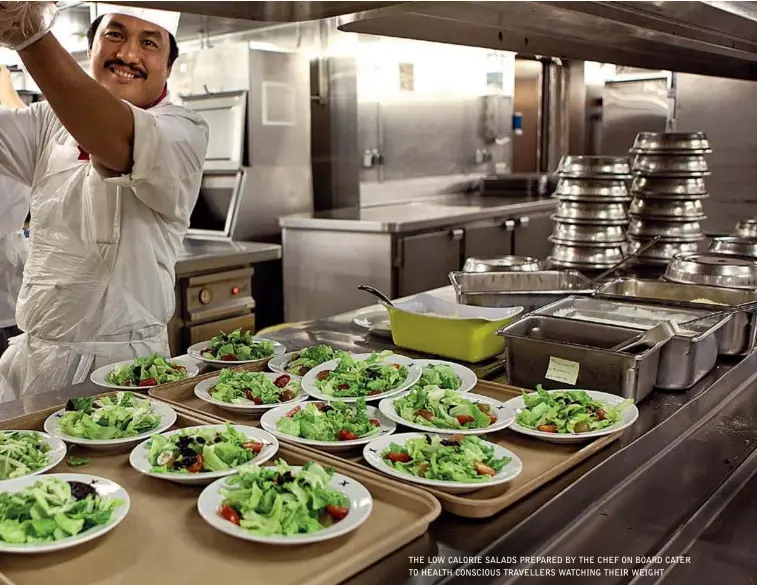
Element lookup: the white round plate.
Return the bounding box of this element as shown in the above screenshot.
[0,431,67,485]
[43,398,177,450]
[378,392,514,436]
[197,466,373,545]
[301,354,422,403]
[353,307,392,337]
[194,372,306,414]
[188,338,286,370]
[0,473,130,554]
[363,432,522,494]
[260,401,396,452]
[412,359,478,393]
[90,355,200,390]
[504,389,639,444]
[129,424,278,485]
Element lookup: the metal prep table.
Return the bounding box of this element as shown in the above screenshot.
[3,287,757,585]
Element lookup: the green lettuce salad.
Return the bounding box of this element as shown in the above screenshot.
[393,387,496,430]
[314,351,408,398]
[276,399,382,442]
[215,460,350,535]
[285,345,345,376]
[105,354,187,387]
[515,385,628,434]
[417,364,461,391]
[0,432,53,481]
[58,393,162,440]
[202,329,275,362]
[0,478,123,544]
[148,424,264,474]
[209,370,300,405]
[381,435,508,482]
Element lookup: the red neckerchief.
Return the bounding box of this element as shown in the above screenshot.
[77,84,168,161]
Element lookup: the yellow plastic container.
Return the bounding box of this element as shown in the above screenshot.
[384,294,523,363]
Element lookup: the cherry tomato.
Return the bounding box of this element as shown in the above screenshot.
[337,383,349,390]
[338,430,358,441]
[279,390,295,402]
[474,462,496,476]
[245,390,262,404]
[456,415,475,425]
[314,402,327,411]
[243,441,264,454]
[173,365,186,372]
[218,505,240,525]
[139,378,158,387]
[369,419,381,427]
[220,354,238,362]
[286,405,302,417]
[274,375,291,388]
[384,451,411,463]
[326,505,349,521]
[416,409,434,421]
[316,370,331,381]
[367,390,382,396]
[391,363,400,369]
[537,424,558,433]
[298,367,310,376]
[486,414,497,425]
[187,455,204,473]
[597,409,606,421]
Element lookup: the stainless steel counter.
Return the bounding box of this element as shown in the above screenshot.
[176,239,282,275]
[279,195,556,233]
[4,295,756,584]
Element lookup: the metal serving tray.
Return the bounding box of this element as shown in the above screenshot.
[496,315,664,403]
[595,277,757,356]
[449,270,595,313]
[532,296,731,390]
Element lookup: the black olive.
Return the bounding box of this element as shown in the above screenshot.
[65,399,77,412]
[322,405,334,413]
[441,439,461,447]
[68,481,97,501]
[195,436,206,445]
[275,471,294,485]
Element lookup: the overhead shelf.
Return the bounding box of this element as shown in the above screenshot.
[107,1,757,80]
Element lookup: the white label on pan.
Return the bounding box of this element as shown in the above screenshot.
[545,356,579,386]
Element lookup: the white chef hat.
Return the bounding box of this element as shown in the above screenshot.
[94,3,181,37]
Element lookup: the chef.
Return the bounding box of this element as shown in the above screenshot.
[0,3,209,402]
[0,64,31,336]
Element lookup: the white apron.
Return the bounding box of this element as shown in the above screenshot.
[0,141,168,401]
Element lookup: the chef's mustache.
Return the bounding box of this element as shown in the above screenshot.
[103,59,147,79]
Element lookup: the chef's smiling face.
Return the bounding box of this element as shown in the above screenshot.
[89,14,171,108]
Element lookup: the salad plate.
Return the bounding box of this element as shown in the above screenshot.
[378,389,515,436]
[44,394,177,449]
[363,433,522,494]
[301,352,422,403]
[197,460,373,545]
[194,371,307,414]
[90,354,200,390]
[0,431,67,484]
[412,359,478,393]
[260,400,396,452]
[129,424,278,485]
[503,387,639,444]
[267,345,346,376]
[188,329,286,369]
[0,473,129,554]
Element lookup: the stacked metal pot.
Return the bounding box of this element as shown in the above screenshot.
[548,156,631,270]
[626,132,710,266]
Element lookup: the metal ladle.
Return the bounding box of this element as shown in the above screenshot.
[358,284,394,307]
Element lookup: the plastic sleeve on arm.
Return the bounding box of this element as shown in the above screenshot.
[98,102,209,221]
[0,105,42,186]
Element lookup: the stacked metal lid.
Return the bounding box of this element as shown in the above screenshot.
[548,156,631,270]
[733,219,757,239]
[627,132,710,266]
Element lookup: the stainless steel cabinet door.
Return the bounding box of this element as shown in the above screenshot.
[464,220,514,259]
[396,230,463,297]
[513,212,553,260]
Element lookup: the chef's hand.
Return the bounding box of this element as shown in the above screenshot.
[0,65,24,109]
[0,1,57,51]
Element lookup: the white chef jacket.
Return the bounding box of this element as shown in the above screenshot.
[0,174,29,327]
[0,99,208,402]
